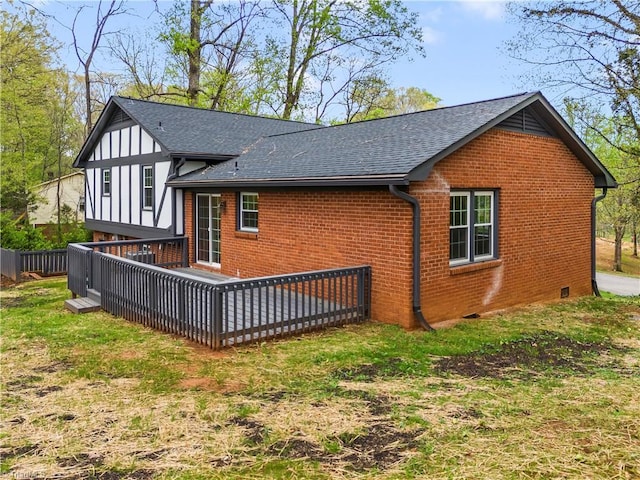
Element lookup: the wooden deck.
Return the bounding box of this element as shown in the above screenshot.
[69,253,370,349]
[172,267,237,283]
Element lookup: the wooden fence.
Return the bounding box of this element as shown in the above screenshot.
[1,248,67,281]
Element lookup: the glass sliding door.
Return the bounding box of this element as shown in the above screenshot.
[196,194,221,266]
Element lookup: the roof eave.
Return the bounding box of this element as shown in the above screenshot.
[170,152,238,161]
[167,174,409,189]
[74,96,175,168]
[527,98,617,188]
[73,99,120,168]
[406,92,617,188]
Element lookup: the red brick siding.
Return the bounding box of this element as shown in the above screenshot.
[184,189,416,327]
[413,129,594,323]
[183,128,595,328]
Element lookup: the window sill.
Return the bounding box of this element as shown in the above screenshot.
[450,259,502,276]
[235,231,258,240]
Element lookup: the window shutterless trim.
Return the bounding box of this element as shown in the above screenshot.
[102,168,111,196]
[142,165,153,210]
[238,192,258,232]
[449,192,470,265]
[449,189,498,266]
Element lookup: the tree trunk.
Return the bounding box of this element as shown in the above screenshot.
[84,69,92,135]
[633,219,638,257]
[187,0,203,106]
[613,226,625,272]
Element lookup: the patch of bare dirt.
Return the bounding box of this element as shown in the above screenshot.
[33,361,72,373]
[227,416,269,445]
[434,331,623,379]
[57,452,105,468]
[43,469,156,479]
[266,422,423,472]
[337,388,392,416]
[333,357,420,382]
[0,275,18,288]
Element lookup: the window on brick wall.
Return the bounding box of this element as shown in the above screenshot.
[450,190,497,265]
[239,192,258,232]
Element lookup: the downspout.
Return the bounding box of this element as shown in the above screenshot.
[389,185,435,331]
[167,157,187,181]
[168,157,187,236]
[591,187,608,296]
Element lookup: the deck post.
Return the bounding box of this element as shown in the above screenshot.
[182,237,189,267]
[213,287,224,350]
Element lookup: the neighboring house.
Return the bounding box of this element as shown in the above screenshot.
[30,171,85,227]
[74,92,616,328]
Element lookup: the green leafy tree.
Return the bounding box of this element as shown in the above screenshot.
[1,6,59,220]
[1,4,84,231]
[264,0,424,120]
[507,0,640,157]
[346,81,440,123]
[0,213,51,250]
[158,0,263,108]
[567,101,640,271]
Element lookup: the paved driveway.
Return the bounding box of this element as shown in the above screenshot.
[596,272,640,296]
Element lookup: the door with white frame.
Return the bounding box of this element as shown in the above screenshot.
[196,194,221,266]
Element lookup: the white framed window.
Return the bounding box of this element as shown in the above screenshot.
[102,169,111,196]
[239,192,258,232]
[450,190,496,265]
[142,165,153,210]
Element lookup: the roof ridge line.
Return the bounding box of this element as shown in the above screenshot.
[259,92,540,138]
[113,96,318,126]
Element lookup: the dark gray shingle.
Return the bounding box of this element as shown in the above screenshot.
[75,97,321,166]
[114,97,322,155]
[173,93,537,185]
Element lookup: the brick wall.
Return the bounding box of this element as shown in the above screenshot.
[184,188,416,327]
[413,128,594,323]
[183,127,595,328]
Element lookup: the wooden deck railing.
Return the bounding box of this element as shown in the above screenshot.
[67,237,189,297]
[1,248,68,281]
[74,249,369,349]
[67,236,370,349]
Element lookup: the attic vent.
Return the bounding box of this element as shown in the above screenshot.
[107,107,132,127]
[497,107,555,137]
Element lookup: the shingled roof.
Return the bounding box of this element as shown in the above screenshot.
[74,97,321,167]
[169,92,616,189]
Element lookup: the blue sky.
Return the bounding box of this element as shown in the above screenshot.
[390,1,530,106]
[42,0,535,108]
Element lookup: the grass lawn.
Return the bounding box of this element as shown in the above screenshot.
[1,278,639,479]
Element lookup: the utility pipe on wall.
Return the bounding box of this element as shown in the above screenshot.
[389,185,434,331]
[591,188,608,296]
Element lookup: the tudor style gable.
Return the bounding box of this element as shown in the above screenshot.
[74,96,321,240]
[80,103,175,238]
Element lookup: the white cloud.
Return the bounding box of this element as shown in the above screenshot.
[422,26,442,45]
[421,6,444,23]
[459,1,506,21]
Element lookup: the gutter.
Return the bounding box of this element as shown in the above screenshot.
[388,185,434,331]
[167,157,187,181]
[591,188,609,296]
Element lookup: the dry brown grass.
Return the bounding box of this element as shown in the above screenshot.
[596,237,640,276]
[2,278,639,479]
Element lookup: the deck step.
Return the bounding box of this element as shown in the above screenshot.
[87,288,101,303]
[65,297,101,314]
